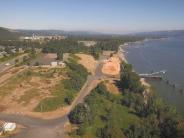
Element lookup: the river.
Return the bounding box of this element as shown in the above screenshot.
[123,36,184,115]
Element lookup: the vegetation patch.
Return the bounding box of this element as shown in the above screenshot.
[34,55,88,112]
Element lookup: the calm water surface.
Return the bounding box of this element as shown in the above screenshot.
[123,36,184,115]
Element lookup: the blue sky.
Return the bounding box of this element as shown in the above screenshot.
[0,0,184,33]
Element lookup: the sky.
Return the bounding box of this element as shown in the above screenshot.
[0,0,184,33]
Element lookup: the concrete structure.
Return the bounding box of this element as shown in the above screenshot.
[51,61,58,67]
[3,122,16,132]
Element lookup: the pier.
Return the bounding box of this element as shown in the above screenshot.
[139,70,166,79]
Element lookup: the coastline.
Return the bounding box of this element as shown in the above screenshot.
[122,37,168,47]
[119,45,151,98]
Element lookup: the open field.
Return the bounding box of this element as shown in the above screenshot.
[75,54,97,75]
[0,66,69,119]
[0,54,90,119]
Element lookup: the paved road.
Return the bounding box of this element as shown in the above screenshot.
[0,53,28,73]
[0,59,106,138]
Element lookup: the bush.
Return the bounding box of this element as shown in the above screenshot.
[68,103,92,124]
[120,63,144,93]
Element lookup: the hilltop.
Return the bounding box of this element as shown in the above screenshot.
[0,27,21,40]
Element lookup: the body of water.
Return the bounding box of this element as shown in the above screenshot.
[123,36,184,115]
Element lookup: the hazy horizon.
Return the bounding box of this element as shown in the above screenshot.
[1,0,184,33]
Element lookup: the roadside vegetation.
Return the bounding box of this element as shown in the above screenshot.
[68,62,184,138]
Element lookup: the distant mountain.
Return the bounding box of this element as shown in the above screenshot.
[0,27,21,40]
[1,26,184,40]
[134,30,184,38]
[16,29,103,36]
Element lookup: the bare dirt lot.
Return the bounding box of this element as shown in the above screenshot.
[105,80,120,95]
[0,66,70,119]
[102,55,121,76]
[75,54,97,75]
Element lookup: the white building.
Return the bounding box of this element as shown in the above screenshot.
[51,61,58,67]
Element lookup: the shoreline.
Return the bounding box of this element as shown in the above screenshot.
[122,37,168,47]
[119,45,151,92]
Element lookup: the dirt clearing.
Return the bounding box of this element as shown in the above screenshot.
[105,80,120,95]
[102,55,121,76]
[75,54,97,75]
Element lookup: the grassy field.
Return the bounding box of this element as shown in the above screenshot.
[34,80,76,112]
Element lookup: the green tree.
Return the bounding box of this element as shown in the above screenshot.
[57,51,63,60]
[120,63,144,93]
[68,103,92,124]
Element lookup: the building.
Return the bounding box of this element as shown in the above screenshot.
[51,61,58,67]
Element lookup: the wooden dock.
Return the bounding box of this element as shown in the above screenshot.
[139,70,166,79]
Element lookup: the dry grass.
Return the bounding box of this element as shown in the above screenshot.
[18,88,40,105]
[105,80,120,95]
[0,67,69,119]
[102,55,121,76]
[75,54,97,75]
